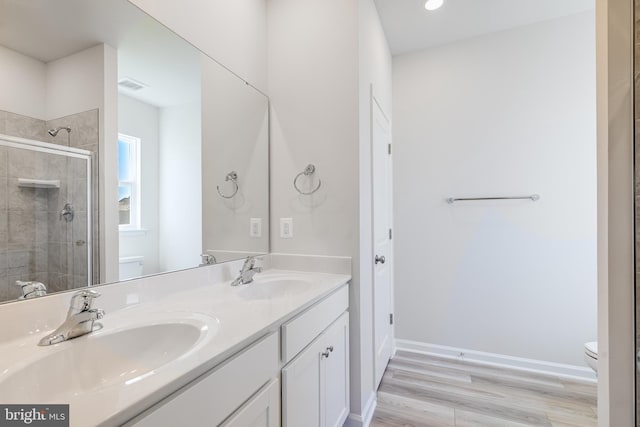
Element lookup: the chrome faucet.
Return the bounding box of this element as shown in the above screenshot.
[231,256,263,286]
[15,280,47,299]
[200,253,217,266]
[38,290,105,346]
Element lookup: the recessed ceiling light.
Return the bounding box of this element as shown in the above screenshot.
[425,0,443,11]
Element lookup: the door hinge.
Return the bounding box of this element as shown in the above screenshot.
[389,228,392,240]
[390,313,394,325]
[388,144,392,155]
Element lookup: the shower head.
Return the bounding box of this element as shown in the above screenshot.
[48,126,71,137]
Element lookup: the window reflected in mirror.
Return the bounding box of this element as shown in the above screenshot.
[0,0,269,304]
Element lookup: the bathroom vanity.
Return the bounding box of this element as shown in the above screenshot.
[129,285,349,427]
[0,259,350,427]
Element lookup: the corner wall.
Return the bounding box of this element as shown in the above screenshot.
[597,0,635,423]
[0,46,46,120]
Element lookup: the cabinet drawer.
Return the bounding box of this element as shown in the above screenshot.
[281,284,348,363]
[129,332,279,427]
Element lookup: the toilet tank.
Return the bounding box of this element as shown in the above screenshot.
[119,256,144,280]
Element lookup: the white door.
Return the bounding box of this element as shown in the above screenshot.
[282,338,322,427]
[372,94,393,388]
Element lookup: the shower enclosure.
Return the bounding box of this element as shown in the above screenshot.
[0,135,92,302]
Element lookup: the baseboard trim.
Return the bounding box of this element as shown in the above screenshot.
[394,339,596,383]
[345,392,377,427]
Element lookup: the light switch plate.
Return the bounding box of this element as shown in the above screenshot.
[250,218,262,238]
[280,218,293,238]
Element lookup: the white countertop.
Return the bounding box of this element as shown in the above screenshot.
[0,267,350,426]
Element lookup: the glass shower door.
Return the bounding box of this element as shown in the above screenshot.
[0,139,91,302]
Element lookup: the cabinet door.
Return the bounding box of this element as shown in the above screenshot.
[221,379,280,427]
[322,313,350,427]
[282,338,323,427]
[127,333,279,427]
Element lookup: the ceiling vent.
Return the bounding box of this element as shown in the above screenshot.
[118,77,148,92]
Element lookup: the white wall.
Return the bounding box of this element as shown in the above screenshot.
[0,42,119,283]
[0,43,106,122]
[267,0,361,415]
[45,45,105,121]
[0,45,46,120]
[268,0,391,423]
[201,57,269,258]
[158,101,202,272]
[118,94,160,275]
[127,0,267,92]
[393,12,597,366]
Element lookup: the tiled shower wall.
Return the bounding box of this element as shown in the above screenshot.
[0,109,99,301]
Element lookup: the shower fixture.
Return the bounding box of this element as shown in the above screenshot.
[61,203,74,222]
[48,126,71,137]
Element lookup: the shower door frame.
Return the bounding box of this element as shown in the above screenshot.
[0,133,93,288]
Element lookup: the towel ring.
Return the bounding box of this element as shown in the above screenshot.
[294,164,321,195]
[217,171,239,199]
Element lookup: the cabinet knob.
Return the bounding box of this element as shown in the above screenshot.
[322,350,331,358]
[375,255,386,264]
[327,346,334,353]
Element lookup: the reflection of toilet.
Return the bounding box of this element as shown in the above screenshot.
[584,342,598,373]
[119,256,144,280]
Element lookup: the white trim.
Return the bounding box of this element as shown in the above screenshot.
[345,392,377,427]
[394,339,596,383]
[0,133,91,157]
[119,256,144,264]
[117,133,141,230]
[119,228,149,237]
[267,253,352,275]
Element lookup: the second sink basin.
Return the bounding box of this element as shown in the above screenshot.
[0,314,217,402]
[238,275,313,300]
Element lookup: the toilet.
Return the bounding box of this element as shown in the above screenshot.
[119,256,144,281]
[584,341,598,373]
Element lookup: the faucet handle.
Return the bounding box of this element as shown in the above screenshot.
[68,289,101,316]
[240,256,256,271]
[14,281,47,299]
[200,253,216,265]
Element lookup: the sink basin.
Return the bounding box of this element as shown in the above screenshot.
[238,275,313,300]
[0,316,216,401]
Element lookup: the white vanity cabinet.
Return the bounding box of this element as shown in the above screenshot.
[127,333,279,427]
[126,283,350,427]
[282,312,349,427]
[280,284,350,427]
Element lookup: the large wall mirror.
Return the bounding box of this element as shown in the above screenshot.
[0,0,269,303]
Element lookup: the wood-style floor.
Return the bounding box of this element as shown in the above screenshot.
[371,351,597,427]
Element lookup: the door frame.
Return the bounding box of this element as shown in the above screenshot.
[596,0,634,423]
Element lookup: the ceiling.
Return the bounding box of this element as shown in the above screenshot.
[0,0,201,108]
[373,0,595,55]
